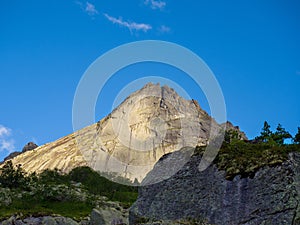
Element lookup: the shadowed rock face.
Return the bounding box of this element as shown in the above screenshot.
[130,150,300,225]
[6,83,245,183]
[22,142,38,152]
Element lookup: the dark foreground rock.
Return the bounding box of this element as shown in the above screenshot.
[0,216,83,225]
[130,150,300,225]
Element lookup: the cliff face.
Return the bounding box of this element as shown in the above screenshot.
[7,83,244,183]
[130,150,300,225]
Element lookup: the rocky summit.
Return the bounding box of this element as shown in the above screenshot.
[5,83,244,183]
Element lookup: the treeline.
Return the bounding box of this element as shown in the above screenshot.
[255,121,300,145]
[225,121,300,146]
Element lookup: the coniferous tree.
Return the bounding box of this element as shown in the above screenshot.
[272,124,292,145]
[294,127,300,144]
[255,121,273,143]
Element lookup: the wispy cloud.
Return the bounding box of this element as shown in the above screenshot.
[104,13,152,33]
[0,125,15,154]
[85,2,98,15]
[144,0,166,10]
[0,126,10,137]
[76,1,98,16]
[158,25,171,34]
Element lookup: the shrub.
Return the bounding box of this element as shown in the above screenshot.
[68,166,138,204]
[0,161,29,189]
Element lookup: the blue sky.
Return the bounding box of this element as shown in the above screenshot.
[0,0,299,160]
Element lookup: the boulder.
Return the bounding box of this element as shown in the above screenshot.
[90,207,127,225]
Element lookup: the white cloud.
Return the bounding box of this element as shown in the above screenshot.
[144,0,166,10]
[158,25,171,34]
[0,139,15,154]
[0,125,15,154]
[85,2,98,15]
[104,13,152,33]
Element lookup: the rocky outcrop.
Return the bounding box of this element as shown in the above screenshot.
[130,149,300,225]
[6,83,245,183]
[22,142,38,152]
[223,121,248,140]
[3,142,38,162]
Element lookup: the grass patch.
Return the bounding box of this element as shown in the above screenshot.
[0,200,93,221]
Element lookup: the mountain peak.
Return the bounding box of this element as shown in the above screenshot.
[5,83,246,184]
[134,82,179,98]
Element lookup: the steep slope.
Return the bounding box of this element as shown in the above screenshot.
[6,83,244,182]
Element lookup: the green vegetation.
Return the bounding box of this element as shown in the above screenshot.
[0,161,30,189]
[214,141,299,180]
[294,127,300,144]
[69,166,138,206]
[255,121,292,145]
[196,122,300,180]
[0,199,92,220]
[0,164,138,221]
[224,129,243,144]
[195,141,300,180]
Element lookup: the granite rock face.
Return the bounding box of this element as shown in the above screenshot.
[6,83,244,183]
[130,150,300,225]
